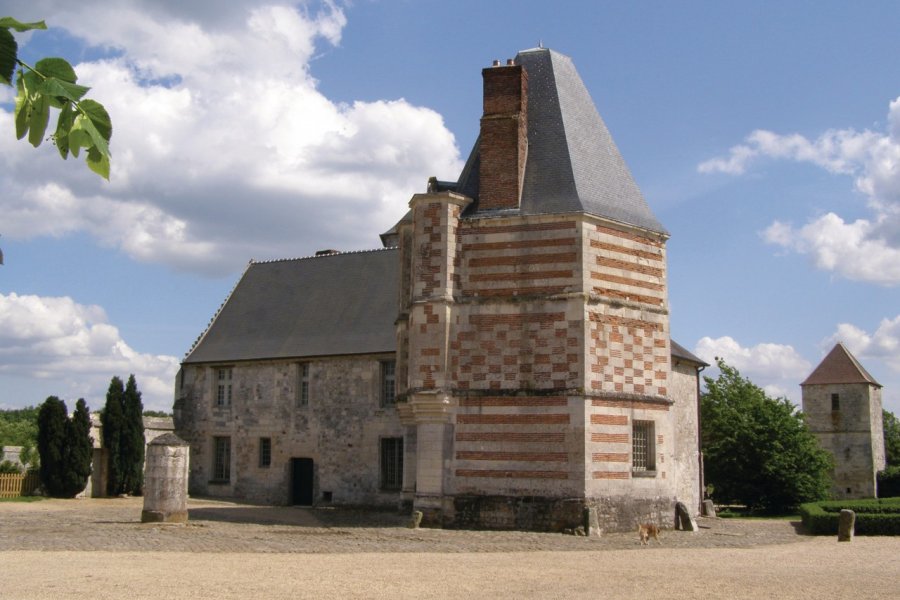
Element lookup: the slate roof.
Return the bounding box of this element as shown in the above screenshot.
[183,249,399,364]
[801,343,881,387]
[456,47,666,235]
[670,340,708,367]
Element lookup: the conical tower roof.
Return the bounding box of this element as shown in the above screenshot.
[456,47,666,235]
[801,343,881,387]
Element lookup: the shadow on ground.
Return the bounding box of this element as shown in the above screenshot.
[187,502,409,528]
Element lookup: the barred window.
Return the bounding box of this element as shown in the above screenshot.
[213,436,231,481]
[381,360,396,407]
[831,393,840,411]
[216,367,233,407]
[632,420,655,473]
[259,437,271,468]
[380,437,403,490]
[298,363,310,407]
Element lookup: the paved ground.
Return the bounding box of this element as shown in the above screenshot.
[1,497,898,599]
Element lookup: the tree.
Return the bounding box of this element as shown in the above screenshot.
[884,410,900,468]
[37,396,69,497]
[0,406,39,470]
[0,17,112,179]
[64,399,94,496]
[701,359,832,513]
[121,374,145,495]
[101,376,126,495]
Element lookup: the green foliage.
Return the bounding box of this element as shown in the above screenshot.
[101,376,126,496]
[0,459,22,473]
[36,396,94,498]
[143,410,172,418]
[878,465,900,498]
[37,396,69,497]
[884,410,900,467]
[0,406,39,447]
[64,399,93,496]
[701,359,833,513]
[121,375,145,495]
[799,498,900,535]
[0,16,111,179]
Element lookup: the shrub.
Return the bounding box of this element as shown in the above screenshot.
[799,498,900,535]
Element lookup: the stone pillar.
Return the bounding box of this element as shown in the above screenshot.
[838,509,855,542]
[141,433,190,523]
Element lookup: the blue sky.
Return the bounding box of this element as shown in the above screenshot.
[1,0,899,415]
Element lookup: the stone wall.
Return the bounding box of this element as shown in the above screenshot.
[803,382,885,499]
[175,354,405,507]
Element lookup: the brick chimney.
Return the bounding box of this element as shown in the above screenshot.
[479,58,528,211]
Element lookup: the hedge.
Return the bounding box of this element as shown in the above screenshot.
[799,497,900,535]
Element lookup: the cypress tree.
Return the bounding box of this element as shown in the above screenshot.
[102,376,125,495]
[121,374,145,495]
[63,399,94,497]
[37,396,69,497]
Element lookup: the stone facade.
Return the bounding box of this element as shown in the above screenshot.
[175,356,405,507]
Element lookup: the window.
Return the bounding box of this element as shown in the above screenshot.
[831,393,840,411]
[216,367,233,407]
[632,420,656,473]
[298,363,310,407]
[213,436,231,481]
[259,437,272,468]
[381,360,396,407]
[380,437,403,490]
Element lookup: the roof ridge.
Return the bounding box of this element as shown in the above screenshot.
[251,246,399,265]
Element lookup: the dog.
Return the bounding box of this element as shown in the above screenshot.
[638,523,661,546]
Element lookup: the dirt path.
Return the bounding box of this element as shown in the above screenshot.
[1,497,897,599]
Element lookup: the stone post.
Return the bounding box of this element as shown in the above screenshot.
[838,509,855,542]
[141,433,190,523]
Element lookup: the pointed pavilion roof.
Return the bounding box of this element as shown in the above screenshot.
[455,47,666,235]
[801,343,881,387]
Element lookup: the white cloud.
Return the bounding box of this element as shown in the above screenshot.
[699,97,900,286]
[0,1,463,276]
[0,293,179,411]
[825,316,900,373]
[694,335,812,402]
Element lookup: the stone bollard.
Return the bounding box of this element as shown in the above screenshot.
[408,510,423,529]
[838,509,855,542]
[675,501,698,532]
[702,499,716,517]
[141,433,190,523]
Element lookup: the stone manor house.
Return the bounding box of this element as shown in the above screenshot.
[174,48,707,532]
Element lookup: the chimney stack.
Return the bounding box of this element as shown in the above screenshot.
[479,58,528,211]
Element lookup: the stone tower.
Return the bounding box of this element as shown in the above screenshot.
[801,343,885,499]
[396,48,692,532]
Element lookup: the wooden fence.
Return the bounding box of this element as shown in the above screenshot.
[0,472,41,498]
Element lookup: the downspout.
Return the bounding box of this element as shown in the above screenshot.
[696,364,706,513]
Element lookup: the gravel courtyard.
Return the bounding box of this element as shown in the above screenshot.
[1,497,897,599]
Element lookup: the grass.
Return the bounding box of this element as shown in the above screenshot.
[716,507,799,520]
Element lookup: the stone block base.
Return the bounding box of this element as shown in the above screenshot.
[441,494,676,533]
[141,509,189,524]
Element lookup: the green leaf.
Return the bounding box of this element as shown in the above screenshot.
[14,74,29,139]
[0,27,16,86]
[34,57,77,82]
[0,18,47,32]
[28,92,50,147]
[86,146,110,180]
[54,102,76,159]
[71,112,109,157]
[78,99,112,142]
[39,77,90,107]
